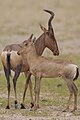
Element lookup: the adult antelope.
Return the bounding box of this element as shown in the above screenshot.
[17,37,79,112]
[1,10,59,109]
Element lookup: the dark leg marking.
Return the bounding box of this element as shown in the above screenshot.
[30,102,34,108]
[20,103,26,109]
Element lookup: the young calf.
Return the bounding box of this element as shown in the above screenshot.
[17,38,79,112]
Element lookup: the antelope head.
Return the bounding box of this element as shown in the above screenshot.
[17,34,34,55]
[40,9,59,56]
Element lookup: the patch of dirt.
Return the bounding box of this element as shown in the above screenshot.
[0,106,80,120]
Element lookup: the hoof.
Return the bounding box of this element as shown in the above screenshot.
[63,109,67,112]
[29,108,33,111]
[6,105,10,109]
[71,108,77,112]
[30,102,34,108]
[33,105,39,111]
[62,108,69,112]
[20,103,26,109]
[34,106,38,111]
[14,101,18,109]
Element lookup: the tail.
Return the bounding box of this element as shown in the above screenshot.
[7,53,11,76]
[73,67,79,81]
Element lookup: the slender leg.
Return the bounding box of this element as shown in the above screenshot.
[21,71,32,109]
[34,76,41,110]
[63,79,78,112]
[29,78,34,108]
[4,66,10,109]
[71,83,78,112]
[63,92,73,112]
[63,78,73,112]
[13,64,22,109]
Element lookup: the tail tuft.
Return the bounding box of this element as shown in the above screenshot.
[73,67,79,81]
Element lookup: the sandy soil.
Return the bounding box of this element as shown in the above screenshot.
[0,106,80,120]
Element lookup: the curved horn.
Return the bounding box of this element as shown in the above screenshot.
[44,9,54,33]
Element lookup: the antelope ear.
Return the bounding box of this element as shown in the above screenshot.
[29,34,34,42]
[32,37,36,43]
[39,24,48,33]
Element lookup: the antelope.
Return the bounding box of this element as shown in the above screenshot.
[17,37,79,112]
[1,10,59,109]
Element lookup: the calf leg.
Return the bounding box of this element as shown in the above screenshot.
[63,91,73,112]
[63,79,78,112]
[21,71,32,109]
[4,66,10,109]
[71,83,78,112]
[13,64,22,109]
[34,76,41,110]
[29,79,34,109]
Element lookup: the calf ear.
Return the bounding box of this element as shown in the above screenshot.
[33,37,36,43]
[29,34,34,42]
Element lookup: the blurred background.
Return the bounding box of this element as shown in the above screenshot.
[0,0,80,56]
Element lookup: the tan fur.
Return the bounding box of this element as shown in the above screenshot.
[19,43,78,80]
[18,41,78,111]
[1,51,29,72]
[1,51,22,70]
[1,51,8,68]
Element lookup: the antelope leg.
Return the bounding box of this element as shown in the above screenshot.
[63,79,78,112]
[34,76,41,110]
[4,66,10,109]
[21,71,32,109]
[71,83,78,112]
[13,64,22,109]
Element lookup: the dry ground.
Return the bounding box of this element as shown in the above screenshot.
[0,0,80,120]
